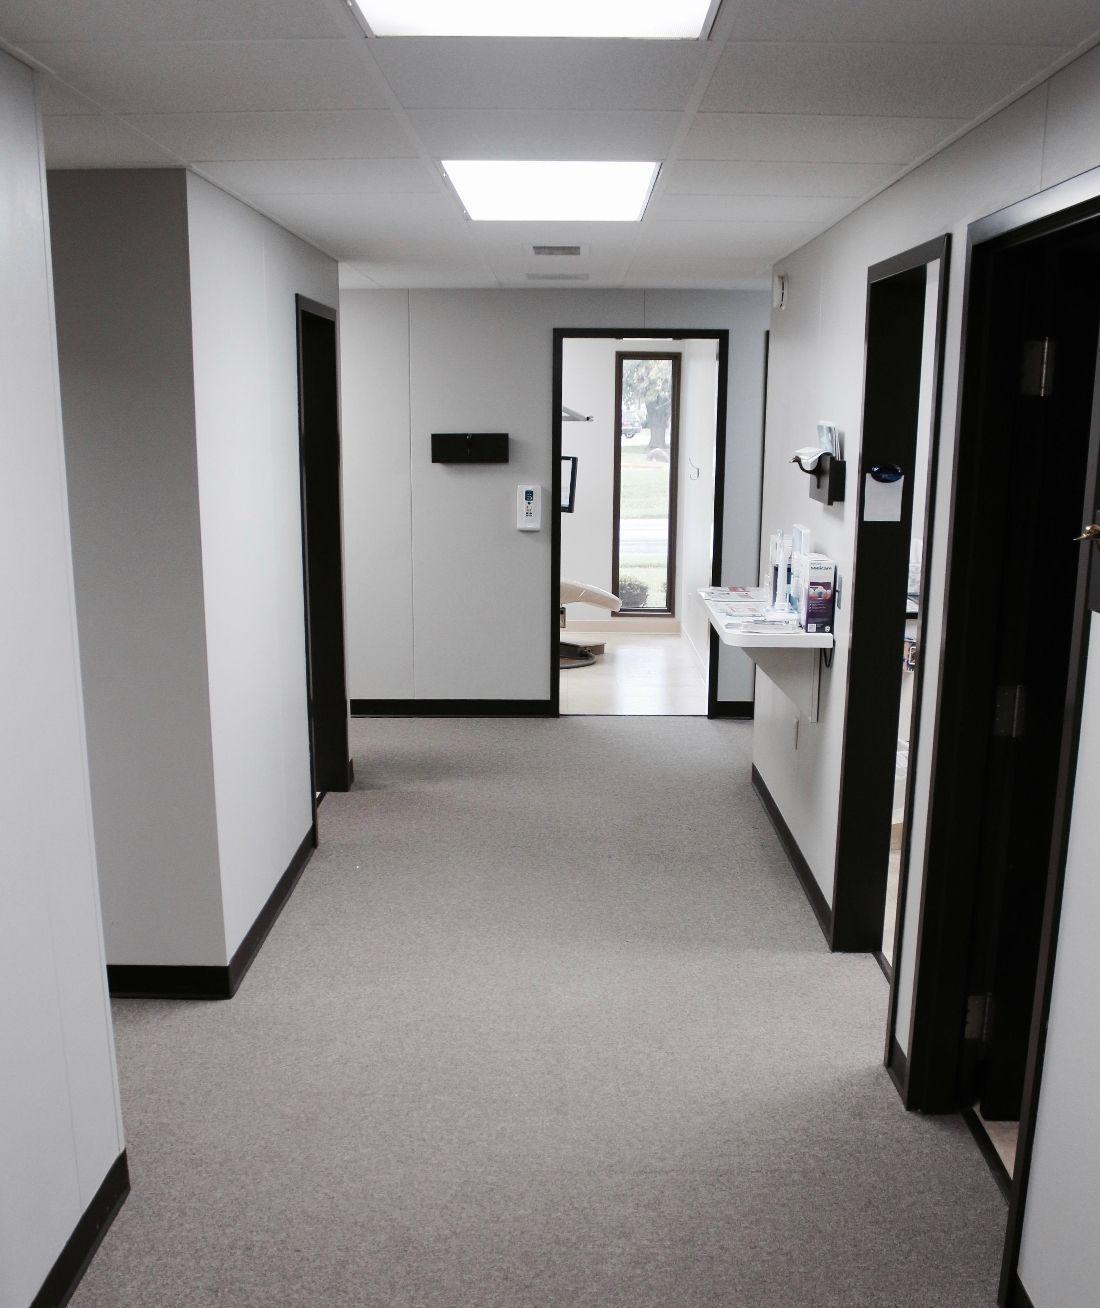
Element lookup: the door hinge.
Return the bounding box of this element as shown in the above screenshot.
[965,993,996,1044]
[1020,338,1056,397]
[993,684,1027,739]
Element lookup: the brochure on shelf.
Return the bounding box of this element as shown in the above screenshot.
[699,586,770,602]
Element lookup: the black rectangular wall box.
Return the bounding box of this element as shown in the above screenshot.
[808,453,846,505]
[431,433,509,463]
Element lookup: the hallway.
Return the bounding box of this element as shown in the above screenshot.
[74,718,1006,1308]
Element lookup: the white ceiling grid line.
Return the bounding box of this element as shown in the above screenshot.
[617,0,745,286]
[1,1,1099,288]
[312,0,500,288]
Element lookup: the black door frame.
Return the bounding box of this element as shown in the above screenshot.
[295,294,352,809]
[551,328,732,717]
[832,236,952,959]
[875,171,1100,1304]
[611,351,682,615]
[901,175,1100,1118]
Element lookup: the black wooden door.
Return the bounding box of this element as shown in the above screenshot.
[297,297,351,794]
[972,241,1100,1119]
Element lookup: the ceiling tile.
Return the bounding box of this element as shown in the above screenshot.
[35,76,100,115]
[637,219,823,263]
[621,260,771,289]
[651,193,857,224]
[465,219,641,252]
[701,42,1069,117]
[372,37,708,110]
[664,160,899,196]
[0,0,344,41]
[681,112,966,163]
[727,0,1100,47]
[406,108,682,161]
[248,190,471,260]
[21,40,390,113]
[339,264,381,289]
[360,261,498,288]
[199,158,439,195]
[119,110,415,160]
[42,114,177,167]
[488,255,634,287]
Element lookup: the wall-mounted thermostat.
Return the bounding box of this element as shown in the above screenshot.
[516,484,542,531]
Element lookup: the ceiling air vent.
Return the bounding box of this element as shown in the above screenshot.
[526,272,590,281]
[532,245,582,256]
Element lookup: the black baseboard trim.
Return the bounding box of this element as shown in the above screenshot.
[105,962,231,1000]
[351,698,555,717]
[106,824,317,1000]
[751,764,834,944]
[962,1107,1013,1201]
[31,1150,129,1308]
[1003,1273,1035,1308]
[227,824,316,994]
[886,1036,908,1099]
[709,700,755,719]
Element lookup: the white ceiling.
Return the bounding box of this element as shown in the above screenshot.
[2,0,1098,289]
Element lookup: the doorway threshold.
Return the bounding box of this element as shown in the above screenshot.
[962,1106,1016,1198]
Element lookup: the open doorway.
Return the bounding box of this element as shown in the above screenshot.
[832,238,950,959]
[296,295,352,801]
[552,330,728,716]
[886,189,1100,1293]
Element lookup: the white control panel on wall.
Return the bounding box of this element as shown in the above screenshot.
[516,484,542,531]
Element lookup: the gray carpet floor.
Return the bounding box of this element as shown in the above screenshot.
[73,717,1006,1308]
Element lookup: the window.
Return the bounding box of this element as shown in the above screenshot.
[612,352,680,614]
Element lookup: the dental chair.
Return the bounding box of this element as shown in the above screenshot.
[559,579,622,669]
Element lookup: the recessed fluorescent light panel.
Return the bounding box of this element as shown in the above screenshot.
[442,161,659,222]
[352,0,714,39]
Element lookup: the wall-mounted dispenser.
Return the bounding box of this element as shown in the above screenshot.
[807,454,846,505]
[792,421,845,505]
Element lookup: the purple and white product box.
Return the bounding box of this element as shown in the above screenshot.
[796,553,836,634]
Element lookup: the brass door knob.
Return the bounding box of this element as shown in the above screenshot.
[1074,523,1100,542]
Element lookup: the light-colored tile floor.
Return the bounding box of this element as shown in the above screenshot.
[560,631,708,716]
[882,845,901,965]
[975,1108,1020,1177]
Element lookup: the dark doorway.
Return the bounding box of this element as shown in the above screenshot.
[965,234,1100,1127]
[902,200,1100,1138]
[832,237,950,958]
[296,295,351,797]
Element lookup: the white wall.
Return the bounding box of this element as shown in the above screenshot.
[1017,616,1100,1306]
[643,291,771,704]
[0,52,124,1308]
[340,288,769,703]
[50,169,225,966]
[50,167,338,968]
[560,338,617,622]
[340,289,414,699]
[754,42,1100,1308]
[187,173,338,956]
[675,339,720,675]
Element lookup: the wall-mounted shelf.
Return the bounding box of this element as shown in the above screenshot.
[702,596,833,721]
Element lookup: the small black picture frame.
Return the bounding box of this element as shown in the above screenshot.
[561,456,578,512]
